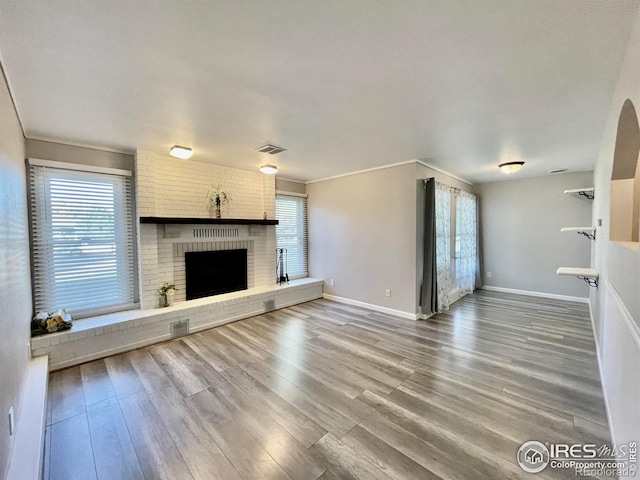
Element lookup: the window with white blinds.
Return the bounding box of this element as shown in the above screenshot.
[29,161,136,317]
[275,194,308,279]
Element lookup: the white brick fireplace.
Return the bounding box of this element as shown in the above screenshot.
[140,223,275,307]
[135,150,277,308]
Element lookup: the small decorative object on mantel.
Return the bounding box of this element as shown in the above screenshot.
[31,308,73,336]
[158,282,177,307]
[206,184,231,218]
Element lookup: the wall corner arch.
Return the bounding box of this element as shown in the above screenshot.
[610,98,640,246]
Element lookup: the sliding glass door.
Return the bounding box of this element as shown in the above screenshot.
[449,191,477,302]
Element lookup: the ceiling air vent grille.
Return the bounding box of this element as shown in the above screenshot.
[256,144,287,155]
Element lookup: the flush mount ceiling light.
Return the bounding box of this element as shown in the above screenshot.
[256,144,287,155]
[498,161,525,174]
[169,145,193,159]
[260,164,278,174]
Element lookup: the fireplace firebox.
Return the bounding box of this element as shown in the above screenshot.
[185,249,248,300]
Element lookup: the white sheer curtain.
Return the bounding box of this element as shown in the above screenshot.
[435,182,452,311]
[457,191,477,294]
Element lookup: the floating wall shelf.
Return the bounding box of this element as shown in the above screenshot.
[140,217,279,225]
[560,226,596,240]
[556,267,599,287]
[563,187,595,200]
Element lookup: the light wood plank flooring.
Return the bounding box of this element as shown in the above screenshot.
[44,290,609,480]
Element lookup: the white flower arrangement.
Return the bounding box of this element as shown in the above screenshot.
[206,184,231,210]
[157,282,177,296]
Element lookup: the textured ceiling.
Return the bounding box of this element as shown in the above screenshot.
[0,0,637,183]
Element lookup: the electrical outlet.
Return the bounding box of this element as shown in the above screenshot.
[486,271,492,278]
[329,279,335,287]
[385,289,391,297]
[598,218,602,227]
[8,407,14,436]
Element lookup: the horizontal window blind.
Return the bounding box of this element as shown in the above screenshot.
[276,194,308,279]
[29,164,136,317]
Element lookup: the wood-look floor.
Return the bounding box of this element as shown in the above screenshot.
[44,291,609,480]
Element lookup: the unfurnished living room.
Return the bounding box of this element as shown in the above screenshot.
[1,1,639,479]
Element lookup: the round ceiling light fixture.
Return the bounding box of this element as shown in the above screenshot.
[260,164,278,174]
[498,161,525,174]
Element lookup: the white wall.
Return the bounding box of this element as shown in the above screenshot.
[308,163,417,314]
[308,161,472,317]
[590,6,640,447]
[474,172,593,299]
[0,68,32,477]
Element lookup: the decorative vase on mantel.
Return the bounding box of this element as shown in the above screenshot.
[158,282,176,308]
[206,184,231,219]
[159,293,169,308]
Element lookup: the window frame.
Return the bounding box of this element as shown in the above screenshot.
[275,191,309,280]
[27,158,139,318]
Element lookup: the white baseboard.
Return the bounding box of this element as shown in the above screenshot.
[7,356,49,480]
[481,285,589,304]
[322,293,418,320]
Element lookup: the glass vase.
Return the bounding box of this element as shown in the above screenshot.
[159,293,169,308]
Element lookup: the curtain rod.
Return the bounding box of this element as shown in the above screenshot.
[424,177,461,194]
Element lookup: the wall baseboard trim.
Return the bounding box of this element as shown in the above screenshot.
[481,285,589,304]
[7,356,49,480]
[322,294,418,320]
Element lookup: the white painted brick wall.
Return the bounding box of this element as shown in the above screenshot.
[136,150,275,220]
[32,279,324,371]
[135,150,277,309]
[139,224,276,309]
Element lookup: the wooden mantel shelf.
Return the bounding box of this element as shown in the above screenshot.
[140,217,278,225]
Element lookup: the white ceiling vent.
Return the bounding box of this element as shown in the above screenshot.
[256,144,287,155]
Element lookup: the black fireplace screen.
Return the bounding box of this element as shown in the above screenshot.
[185,249,248,300]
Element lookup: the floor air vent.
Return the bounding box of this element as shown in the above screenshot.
[171,320,189,338]
[264,299,276,312]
